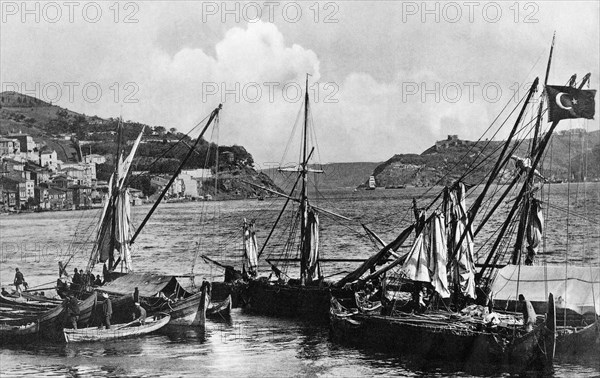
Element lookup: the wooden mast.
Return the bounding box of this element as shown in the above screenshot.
[130,104,223,245]
[300,75,310,285]
[512,35,555,265]
[108,117,124,270]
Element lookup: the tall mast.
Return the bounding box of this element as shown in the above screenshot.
[130,104,223,245]
[108,118,124,269]
[300,75,309,285]
[512,34,555,265]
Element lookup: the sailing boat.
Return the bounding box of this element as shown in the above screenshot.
[328,37,596,370]
[367,175,376,190]
[59,105,223,327]
[242,77,353,322]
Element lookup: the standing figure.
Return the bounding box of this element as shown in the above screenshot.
[72,268,81,291]
[519,294,537,332]
[101,293,113,329]
[13,268,25,296]
[65,295,80,329]
[132,303,147,325]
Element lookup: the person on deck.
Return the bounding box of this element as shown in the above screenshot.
[101,293,112,329]
[79,270,86,286]
[65,295,80,329]
[132,303,147,325]
[72,268,81,291]
[14,268,25,296]
[133,287,139,303]
[94,275,103,286]
[1,287,9,296]
[519,294,537,332]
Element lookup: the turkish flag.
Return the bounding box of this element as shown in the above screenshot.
[545,85,596,123]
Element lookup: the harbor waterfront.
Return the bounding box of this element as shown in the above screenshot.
[1,185,598,377]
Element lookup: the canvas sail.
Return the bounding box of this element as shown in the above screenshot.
[429,213,450,298]
[243,219,259,276]
[525,198,544,265]
[304,209,320,281]
[399,230,430,283]
[449,184,476,299]
[115,189,133,272]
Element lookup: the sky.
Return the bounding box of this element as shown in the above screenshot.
[1,1,599,167]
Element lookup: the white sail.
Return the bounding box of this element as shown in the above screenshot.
[399,230,430,283]
[429,212,450,298]
[449,183,476,299]
[115,188,133,272]
[117,127,144,190]
[243,219,259,276]
[305,209,320,281]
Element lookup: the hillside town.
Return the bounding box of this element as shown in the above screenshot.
[0,131,220,213]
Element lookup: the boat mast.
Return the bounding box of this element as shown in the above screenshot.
[512,35,555,265]
[108,118,124,270]
[130,104,223,245]
[300,75,310,285]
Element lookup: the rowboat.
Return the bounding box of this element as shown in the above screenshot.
[63,313,170,342]
[207,295,232,318]
[556,319,600,355]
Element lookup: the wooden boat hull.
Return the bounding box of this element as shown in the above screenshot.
[63,313,170,342]
[556,320,600,355]
[166,286,209,326]
[0,322,40,343]
[212,281,246,308]
[329,297,555,371]
[244,280,352,322]
[207,295,232,318]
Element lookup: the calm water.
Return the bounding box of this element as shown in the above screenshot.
[1,184,599,377]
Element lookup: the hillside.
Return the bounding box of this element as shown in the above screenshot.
[262,162,380,192]
[0,91,281,197]
[368,132,600,188]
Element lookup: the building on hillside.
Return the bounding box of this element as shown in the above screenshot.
[0,175,29,209]
[178,172,198,198]
[84,154,106,165]
[47,187,68,209]
[71,185,92,209]
[7,133,38,162]
[0,138,21,156]
[39,147,58,170]
[35,186,50,210]
[0,184,18,211]
[60,163,96,186]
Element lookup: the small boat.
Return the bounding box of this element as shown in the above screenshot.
[0,322,39,342]
[556,319,600,355]
[63,313,170,342]
[0,293,57,310]
[207,295,232,318]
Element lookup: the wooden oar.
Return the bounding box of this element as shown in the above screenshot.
[113,319,140,330]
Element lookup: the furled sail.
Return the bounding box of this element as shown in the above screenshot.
[429,213,450,298]
[96,175,115,264]
[117,128,144,190]
[449,184,476,299]
[243,219,259,276]
[399,229,430,283]
[303,209,320,282]
[525,198,544,265]
[115,189,133,272]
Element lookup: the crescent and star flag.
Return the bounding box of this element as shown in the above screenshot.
[546,85,596,123]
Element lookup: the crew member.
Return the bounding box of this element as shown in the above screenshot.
[101,293,112,329]
[65,295,80,329]
[14,268,25,296]
[519,294,537,332]
[94,275,103,286]
[132,302,147,325]
[72,268,81,291]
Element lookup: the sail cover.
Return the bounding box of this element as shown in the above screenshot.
[96,175,115,264]
[449,184,476,299]
[429,213,450,298]
[243,219,259,276]
[490,265,600,316]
